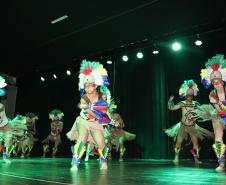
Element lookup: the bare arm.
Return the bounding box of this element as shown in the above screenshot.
[32,124,36,135]
[213,103,222,112]
[0,103,4,112]
[59,122,63,133]
[79,98,101,119]
[168,96,182,111]
[119,117,125,128]
[85,109,100,119]
[78,98,89,109]
[115,114,125,128]
[50,122,55,131]
[209,94,222,112]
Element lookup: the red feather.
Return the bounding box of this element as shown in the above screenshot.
[83,66,92,75]
[211,64,220,71]
[188,84,193,89]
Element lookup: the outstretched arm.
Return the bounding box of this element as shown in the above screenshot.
[168,96,182,111]
[58,122,63,133]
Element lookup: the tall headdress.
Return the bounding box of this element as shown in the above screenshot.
[9,115,27,136]
[25,113,38,122]
[12,115,27,124]
[201,54,226,89]
[179,79,199,98]
[78,60,111,103]
[49,109,64,121]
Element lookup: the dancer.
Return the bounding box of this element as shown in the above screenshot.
[0,75,13,163]
[9,115,28,157]
[165,80,213,164]
[17,113,38,157]
[105,109,136,161]
[42,109,64,157]
[0,108,27,162]
[0,77,28,161]
[194,54,226,172]
[67,60,115,171]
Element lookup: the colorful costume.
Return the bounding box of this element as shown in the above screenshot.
[82,99,136,162]
[0,76,15,163]
[194,54,226,172]
[0,111,27,162]
[0,102,12,163]
[42,109,64,157]
[16,113,38,157]
[9,115,28,157]
[165,80,213,163]
[67,60,114,171]
[105,111,136,161]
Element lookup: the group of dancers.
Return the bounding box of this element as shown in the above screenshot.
[0,108,37,161]
[0,67,136,166]
[165,54,226,172]
[1,53,226,173]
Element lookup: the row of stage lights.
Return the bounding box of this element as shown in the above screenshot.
[121,39,203,62]
[40,39,203,81]
[40,70,71,82]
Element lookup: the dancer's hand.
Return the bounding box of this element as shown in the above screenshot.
[110,120,120,127]
[169,96,174,101]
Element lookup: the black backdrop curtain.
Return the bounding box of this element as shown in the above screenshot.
[113,53,168,159]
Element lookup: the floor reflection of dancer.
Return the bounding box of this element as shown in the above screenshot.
[42,109,64,157]
[165,80,213,164]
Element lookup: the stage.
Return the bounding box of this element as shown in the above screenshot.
[0,158,225,185]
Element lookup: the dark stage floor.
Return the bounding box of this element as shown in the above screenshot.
[0,158,226,185]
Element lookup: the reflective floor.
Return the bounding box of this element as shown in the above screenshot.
[0,158,226,185]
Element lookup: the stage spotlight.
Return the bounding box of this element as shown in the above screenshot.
[122,55,128,62]
[195,40,202,46]
[66,70,71,75]
[152,50,159,55]
[136,52,143,59]
[51,15,68,24]
[172,42,181,51]
[53,74,57,79]
[107,60,112,64]
[40,77,45,82]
